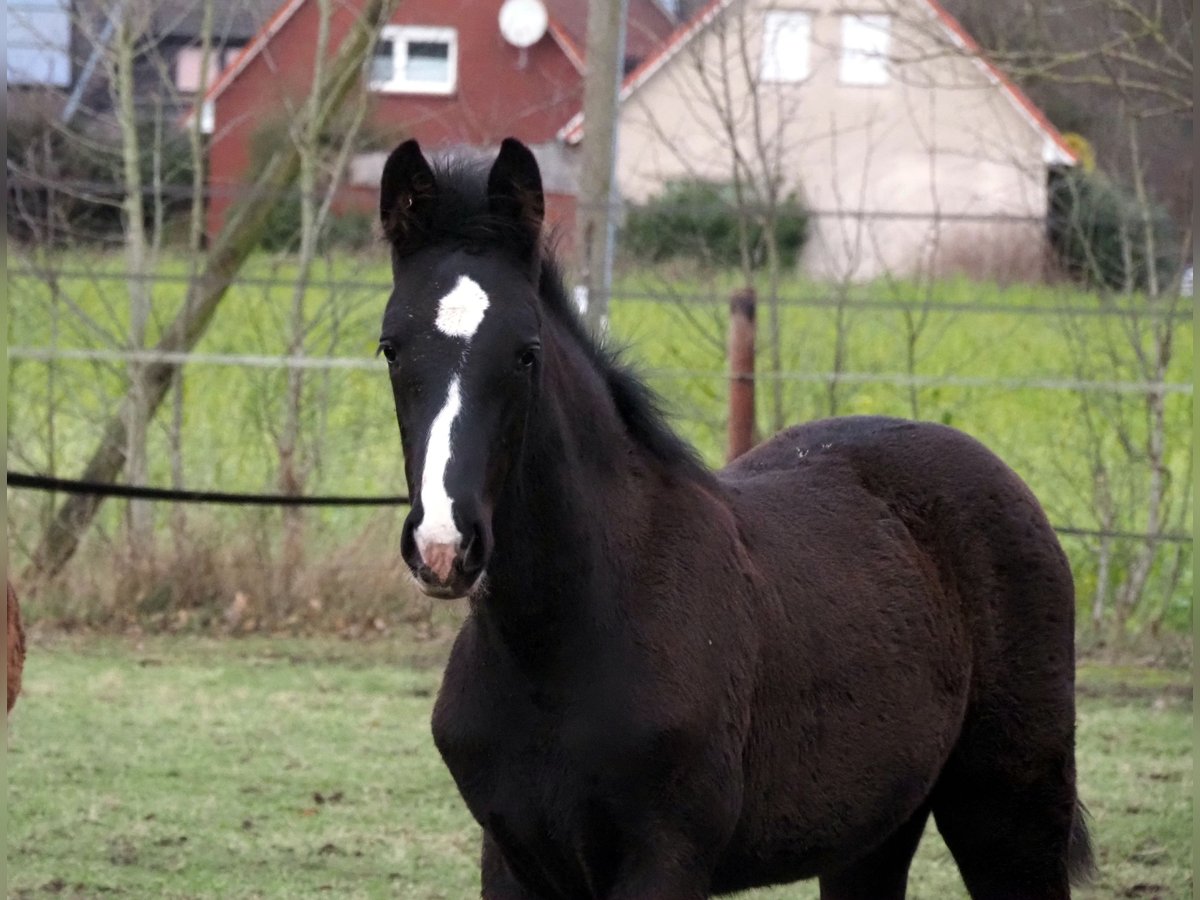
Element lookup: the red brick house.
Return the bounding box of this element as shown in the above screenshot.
[196,0,680,243]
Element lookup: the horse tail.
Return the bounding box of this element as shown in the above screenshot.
[1067,799,1096,885]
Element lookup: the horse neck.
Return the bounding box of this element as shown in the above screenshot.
[471,317,663,665]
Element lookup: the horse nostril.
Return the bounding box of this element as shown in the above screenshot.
[400,518,419,564]
[460,522,489,575]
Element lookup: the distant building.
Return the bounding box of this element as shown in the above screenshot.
[569,0,1078,280]
[193,0,679,244]
[20,0,1076,279]
[6,0,276,124]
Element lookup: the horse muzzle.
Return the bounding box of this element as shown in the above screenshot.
[401,513,490,600]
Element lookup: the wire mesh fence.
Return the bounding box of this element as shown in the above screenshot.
[5,191,1193,641]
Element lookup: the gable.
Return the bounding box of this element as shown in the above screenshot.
[560,0,1076,166]
[921,0,1075,164]
[181,0,307,125]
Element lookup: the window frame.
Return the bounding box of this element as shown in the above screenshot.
[759,10,813,84]
[370,25,458,96]
[839,13,891,87]
[7,0,73,87]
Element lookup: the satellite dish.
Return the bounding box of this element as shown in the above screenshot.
[499,0,548,49]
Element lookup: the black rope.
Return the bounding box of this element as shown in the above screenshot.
[1052,525,1191,544]
[7,472,1190,544]
[6,472,409,507]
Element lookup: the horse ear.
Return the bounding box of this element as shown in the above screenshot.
[380,139,438,254]
[487,138,544,260]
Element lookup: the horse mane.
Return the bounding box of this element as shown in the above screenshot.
[408,156,711,481]
[537,257,712,481]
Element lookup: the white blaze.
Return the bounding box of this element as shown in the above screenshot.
[416,375,464,549]
[435,275,490,337]
[416,275,490,556]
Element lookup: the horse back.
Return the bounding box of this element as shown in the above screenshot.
[704,416,1075,886]
[722,415,1075,699]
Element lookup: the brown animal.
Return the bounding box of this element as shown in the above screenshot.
[8,580,25,714]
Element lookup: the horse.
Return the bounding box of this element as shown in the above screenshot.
[376,137,1093,899]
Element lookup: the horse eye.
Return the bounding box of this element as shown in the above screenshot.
[378,342,397,364]
[517,348,538,369]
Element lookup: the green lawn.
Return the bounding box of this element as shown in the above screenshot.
[7,635,1193,898]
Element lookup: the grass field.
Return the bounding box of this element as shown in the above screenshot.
[6,634,1193,899]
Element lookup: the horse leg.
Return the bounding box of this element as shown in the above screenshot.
[931,579,1081,898]
[931,750,1078,900]
[480,833,549,900]
[606,868,709,900]
[604,834,712,900]
[817,804,931,900]
[482,831,711,900]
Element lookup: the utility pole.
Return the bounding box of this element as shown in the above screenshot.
[577,0,628,334]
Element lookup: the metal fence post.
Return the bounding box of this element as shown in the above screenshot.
[728,287,756,462]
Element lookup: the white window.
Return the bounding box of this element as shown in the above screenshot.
[371,26,457,95]
[760,11,811,83]
[840,14,891,85]
[7,0,72,87]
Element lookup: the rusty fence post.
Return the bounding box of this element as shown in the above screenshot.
[727,287,756,462]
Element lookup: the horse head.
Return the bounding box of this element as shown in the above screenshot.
[378,138,545,599]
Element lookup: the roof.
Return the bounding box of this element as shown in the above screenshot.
[558,0,731,142]
[559,0,1079,166]
[543,0,675,67]
[920,0,1077,165]
[71,0,278,45]
[183,0,307,123]
[153,0,282,42]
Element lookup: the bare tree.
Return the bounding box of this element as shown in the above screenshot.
[951,0,1194,645]
[19,0,397,587]
[623,3,806,432]
[108,0,158,561]
[168,0,217,553]
[271,0,373,601]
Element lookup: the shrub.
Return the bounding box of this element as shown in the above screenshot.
[1048,167,1180,292]
[622,180,808,269]
[7,109,196,245]
[256,189,303,252]
[256,198,377,253]
[323,210,375,251]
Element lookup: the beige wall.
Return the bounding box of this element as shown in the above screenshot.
[616,0,1062,280]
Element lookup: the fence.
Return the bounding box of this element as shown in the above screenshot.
[5,204,1194,640]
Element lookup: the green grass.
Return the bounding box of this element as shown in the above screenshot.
[7,635,1193,899]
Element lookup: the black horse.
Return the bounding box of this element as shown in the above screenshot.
[377,138,1093,899]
